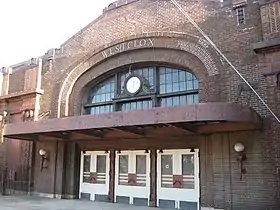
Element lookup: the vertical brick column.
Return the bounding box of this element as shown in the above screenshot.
[108,150,116,202]
[0,67,12,96]
[149,149,157,207]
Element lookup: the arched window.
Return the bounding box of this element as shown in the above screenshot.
[84,66,198,115]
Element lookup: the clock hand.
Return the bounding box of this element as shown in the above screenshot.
[132,80,136,87]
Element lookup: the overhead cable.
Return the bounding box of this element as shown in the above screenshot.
[170,0,280,123]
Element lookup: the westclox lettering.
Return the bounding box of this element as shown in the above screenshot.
[101,38,154,58]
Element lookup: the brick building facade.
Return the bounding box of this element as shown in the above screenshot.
[0,0,280,209]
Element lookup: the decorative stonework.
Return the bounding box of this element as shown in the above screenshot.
[68,48,209,116]
[260,1,280,40]
[0,67,12,75]
[61,0,209,57]
[176,40,219,76]
[101,38,154,58]
[56,33,223,118]
[103,0,140,13]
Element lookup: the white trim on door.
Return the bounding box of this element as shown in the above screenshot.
[79,151,110,201]
[157,149,200,210]
[115,150,150,205]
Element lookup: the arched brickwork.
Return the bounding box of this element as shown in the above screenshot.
[55,33,224,118]
[69,48,222,116]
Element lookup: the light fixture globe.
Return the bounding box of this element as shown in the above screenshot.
[234,142,245,153]
[39,149,47,156]
[3,111,7,117]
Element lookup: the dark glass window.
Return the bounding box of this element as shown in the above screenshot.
[136,155,147,187]
[160,94,198,107]
[96,155,107,184]
[96,155,106,173]
[120,100,153,111]
[120,67,154,93]
[85,105,113,115]
[84,66,198,115]
[118,155,129,186]
[161,155,173,188]
[83,155,91,183]
[182,154,195,189]
[159,67,197,93]
[236,7,245,25]
[91,77,115,103]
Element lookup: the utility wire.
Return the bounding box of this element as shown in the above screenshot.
[170,0,280,123]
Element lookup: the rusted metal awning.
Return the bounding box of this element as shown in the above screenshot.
[3,103,262,141]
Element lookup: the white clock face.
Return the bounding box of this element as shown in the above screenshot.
[126,76,141,94]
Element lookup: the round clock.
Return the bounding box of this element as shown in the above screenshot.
[126,76,141,94]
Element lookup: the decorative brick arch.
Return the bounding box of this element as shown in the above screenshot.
[56,32,223,118]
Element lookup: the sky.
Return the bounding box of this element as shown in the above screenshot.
[0,0,113,67]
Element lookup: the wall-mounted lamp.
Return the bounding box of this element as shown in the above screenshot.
[0,111,8,122]
[2,111,7,118]
[39,149,48,172]
[234,142,247,181]
[0,111,8,143]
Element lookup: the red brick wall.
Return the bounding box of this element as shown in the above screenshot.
[38,0,262,118]
[2,0,280,209]
[29,0,280,209]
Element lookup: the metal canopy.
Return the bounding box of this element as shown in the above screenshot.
[4,103,262,141]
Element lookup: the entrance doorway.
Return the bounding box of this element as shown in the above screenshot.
[115,150,150,206]
[79,151,110,201]
[157,149,200,210]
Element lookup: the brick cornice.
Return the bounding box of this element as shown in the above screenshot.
[252,39,280,53]
[0,88,44,101]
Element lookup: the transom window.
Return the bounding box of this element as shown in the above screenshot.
[84,66,198,115]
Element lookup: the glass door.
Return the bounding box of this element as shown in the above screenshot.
[79,151,110,201]
[157,149,199,210]
[115,150,150,206]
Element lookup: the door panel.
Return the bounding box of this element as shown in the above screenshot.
[118,154,129,186]
[79,151,110,202]
[115,150,150,206]
[161,154,173,188]
[157,149,199,210]
[136,155,147,187]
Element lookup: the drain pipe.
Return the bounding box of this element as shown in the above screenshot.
[53,140,58,198]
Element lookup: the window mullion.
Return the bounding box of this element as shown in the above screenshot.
[154,66,159,107]
[84,101,114,108]
[157,90,198,99]
[83,66,199,115]
[114,73,119,112]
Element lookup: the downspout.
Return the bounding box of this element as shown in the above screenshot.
[61,142,68,198]
[3,100,10,195]
[28,141,36,195]
[53,140,58,198]
[228,133,233,209]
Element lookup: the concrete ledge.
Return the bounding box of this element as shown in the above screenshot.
[7,193,225,210]
[33,192,62,199]
[259,0,279,5]
[0,88,44,101]
[63,194,76,199]
[252,39,280,53]
[32,192,76,199]
[4,102,262,139]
